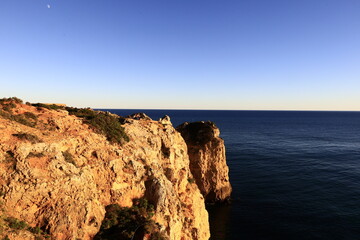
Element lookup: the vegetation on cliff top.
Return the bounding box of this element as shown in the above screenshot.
[0,110,38,128]
[31,100,129,144]
[94,198,166,240]
[31,103,65,110]
[65,107,129,144]
[0,98,38,128]
[0,97,23,106]
[0,97,129,144]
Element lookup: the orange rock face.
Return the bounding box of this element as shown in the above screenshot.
[176,121,232,203]
[0,101,211,240]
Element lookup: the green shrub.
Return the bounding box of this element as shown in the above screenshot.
[65,107,129,144]
[94,198,165,240]
[0,209,50,240]
[6,217,28,230]
[13,114,37,127]
[12,133,42,144]
[23,112,38,120]
[31,103,65,110]
[29,225,51,239]
[0,110,37,128]
[2,235,10,240]
[0,97,23,104]
[0,97,22,113]
[28,226,42,234]
[1,103,16,112]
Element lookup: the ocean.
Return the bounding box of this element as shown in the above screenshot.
[103,109,360,240]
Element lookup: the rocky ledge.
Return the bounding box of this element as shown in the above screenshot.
[0,98,231,240]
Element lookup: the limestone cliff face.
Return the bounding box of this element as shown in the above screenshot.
[176,121,232,203]
[0,102,211,240]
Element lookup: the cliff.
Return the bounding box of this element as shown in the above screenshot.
[0,98,230,240]
[176,121,232,203]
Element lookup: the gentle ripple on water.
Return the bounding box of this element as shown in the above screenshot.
[103,109,360,240]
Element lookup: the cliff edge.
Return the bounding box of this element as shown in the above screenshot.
[0,98,230,240]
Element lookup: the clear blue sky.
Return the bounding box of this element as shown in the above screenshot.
[1,0,359,110]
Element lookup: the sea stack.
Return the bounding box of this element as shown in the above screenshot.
[176,121,232,203]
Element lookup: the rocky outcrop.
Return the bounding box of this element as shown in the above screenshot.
[176,121,232,203]
[159,115,172,125]
[127,112,152,120]
[0,102,211,240]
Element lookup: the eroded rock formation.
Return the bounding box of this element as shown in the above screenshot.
[176,121,232,203]
[0,99,230,240]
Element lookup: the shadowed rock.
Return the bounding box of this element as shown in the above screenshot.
[159,115,171,125]
[177,121,232,203]
[127,113,152,120]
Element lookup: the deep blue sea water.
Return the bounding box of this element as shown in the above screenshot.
[103,110,360,240]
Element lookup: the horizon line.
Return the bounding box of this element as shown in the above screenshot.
[94,108,360,112]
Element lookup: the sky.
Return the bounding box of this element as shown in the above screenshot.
[0,0,359,110]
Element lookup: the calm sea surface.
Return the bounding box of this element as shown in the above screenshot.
[103,110,360,240]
